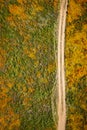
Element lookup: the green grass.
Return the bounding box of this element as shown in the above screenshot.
[0,0,58,129]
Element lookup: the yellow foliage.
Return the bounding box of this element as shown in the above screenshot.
[0,48,6,69]
[1,87,9,93]
[0,117,4,125]
[84,125,87,130]
[0,77,20,129]
[41,77,48,84]
[9,4,24,16]
[23,35,31,42]
[23,47,29,55]
[0,77,4,85]
[66,23,87,85]
[7,82,14,89]
[67,0,82,23]
[47,63,55,73]
[7,16,16,27]
[36,72,48,84]
[28,52,36,59]
[0,1,4,9]
[77,0,87,3]
[66,24,75,36]
[22,86,27,92]
[32,2,43,11]
[34,60,39,67]
[83,24,87,31]
[17,82,22,90]
[23,97,31,106]
[9,119,20,130]
[66,1,87,129]
[9,114,20,130]
[24,47,36,59]
[0,55,5,68]
[0,96,11,110]
[37,72,41,78]
[8,4,28,19]
[17,0,24,4]
[81,104,87,111]
[0,117,7,130]
[31,2,43,16]
[53,0,58,11]
[0,106,20,129]
[28,87,34,93]
[18,13,29,20]
[27,77,34,85]
[68,113,84,129]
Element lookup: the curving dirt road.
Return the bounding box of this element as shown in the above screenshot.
[57,0,68,130]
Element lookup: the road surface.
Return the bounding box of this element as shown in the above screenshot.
[57,0,68,130]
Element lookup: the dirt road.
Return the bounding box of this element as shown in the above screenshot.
[57,0,68,130]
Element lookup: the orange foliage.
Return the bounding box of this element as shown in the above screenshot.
[7,82,14,89]
[9,4,24,16]
[0,55,5,68]
[7,16,16,27]
[84,125,87,130]
[8,4,28,20]
[53,0,58,11]
[0,96,11,111]
[0,98,20,129]
[0,75,20,129]
[0,48,6,69]
[77,0,87,3]
[17,0,24,4]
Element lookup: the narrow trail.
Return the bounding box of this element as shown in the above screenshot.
[57,0,68,130]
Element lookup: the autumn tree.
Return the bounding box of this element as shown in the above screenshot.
[65,0,87,129]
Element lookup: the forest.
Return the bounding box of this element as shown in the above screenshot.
[65,0,87,130]
[0,0,87,130]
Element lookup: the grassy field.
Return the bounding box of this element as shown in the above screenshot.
[0,0,58,130]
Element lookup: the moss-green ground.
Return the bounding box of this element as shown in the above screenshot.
[0,0,58,129]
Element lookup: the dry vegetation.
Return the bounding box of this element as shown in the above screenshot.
[65,0,87,130]
[0,0,58,130]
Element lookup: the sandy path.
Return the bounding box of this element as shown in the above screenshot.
[57,0,68,130]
